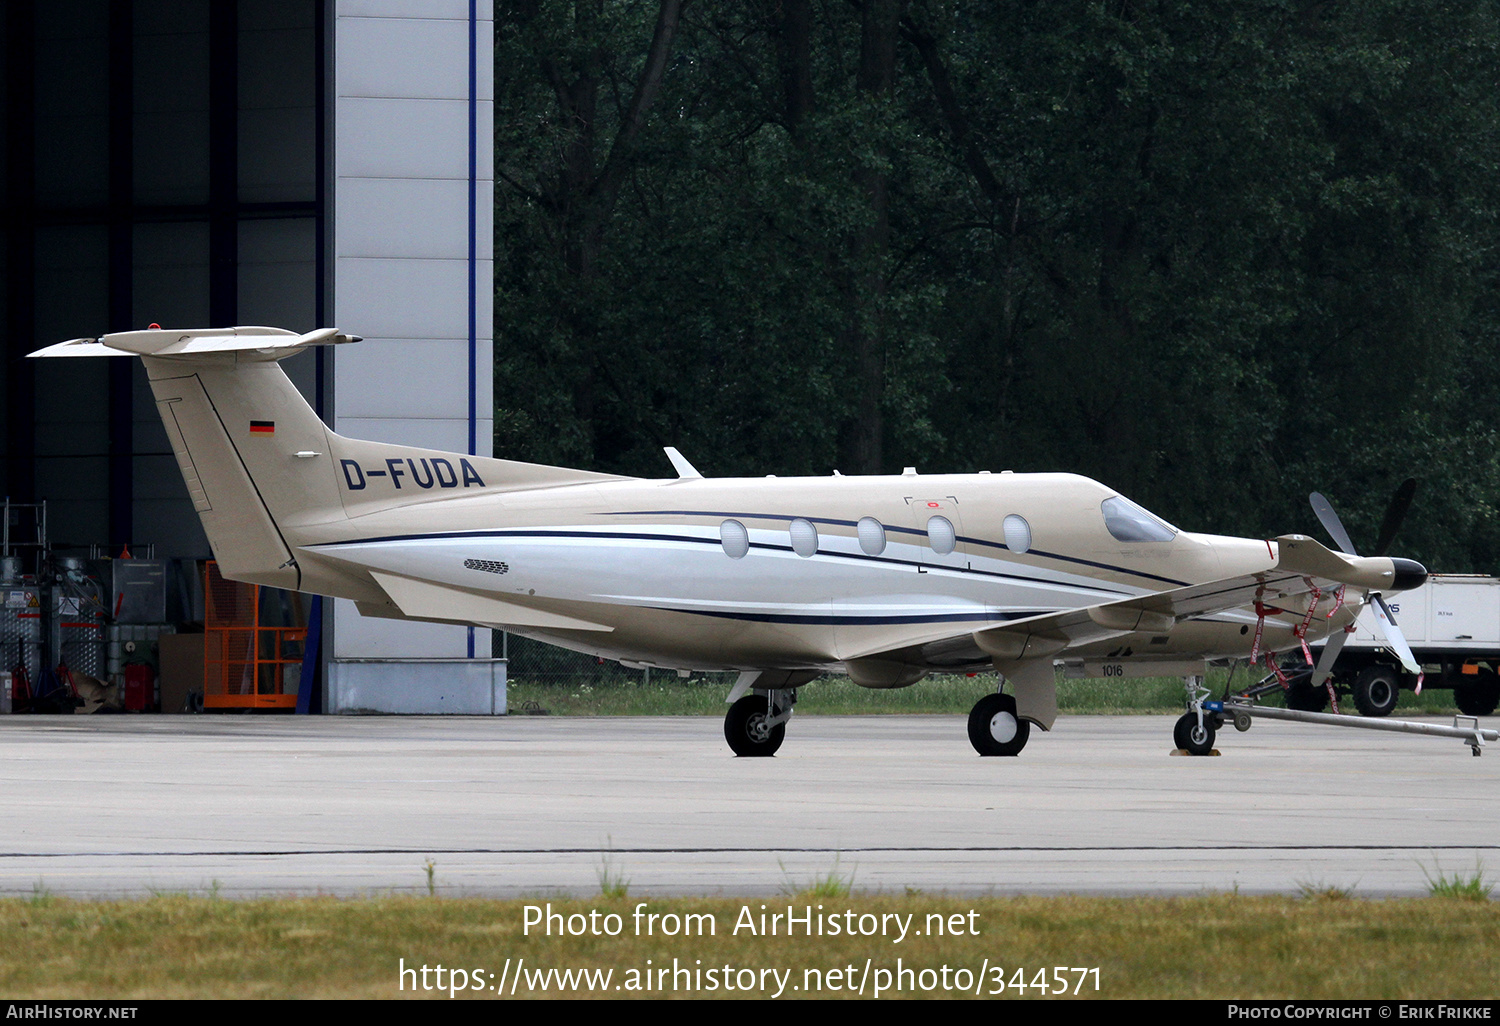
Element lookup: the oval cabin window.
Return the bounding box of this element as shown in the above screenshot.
[857,516,886,555]
[790,518,819,557]
[720,519,750,559]
[927,515,956,556]
[1003,514,1031,555]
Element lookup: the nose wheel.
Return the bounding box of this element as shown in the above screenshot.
[968,693,1031,756]
[1173,711,1218,756]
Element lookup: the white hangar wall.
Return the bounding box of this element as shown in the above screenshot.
[324,0,502,713]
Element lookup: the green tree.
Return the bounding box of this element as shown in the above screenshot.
[493,1,1500,570]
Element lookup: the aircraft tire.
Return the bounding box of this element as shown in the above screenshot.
[1173,712,1216,756]
[1454,670,1500,717]
[1352,665,1401,718]
[967,693,1030,756]
[724,694,786,757]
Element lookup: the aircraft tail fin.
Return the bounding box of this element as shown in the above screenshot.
[31,326,629,595]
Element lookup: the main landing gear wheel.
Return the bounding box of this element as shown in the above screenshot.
[1173,712,1217,756]
[724,694,786,757]
[1454,669,1500,717]
[968,693,1030,756]
[1352,665,1401,718]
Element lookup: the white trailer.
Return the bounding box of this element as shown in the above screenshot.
[1296,574,1500,717]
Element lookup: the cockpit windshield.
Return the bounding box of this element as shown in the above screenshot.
[1101,495,1177,543]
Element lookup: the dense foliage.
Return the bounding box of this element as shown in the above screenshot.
[495,1,1500,571]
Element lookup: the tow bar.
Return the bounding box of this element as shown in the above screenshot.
[1207,699,1500,756]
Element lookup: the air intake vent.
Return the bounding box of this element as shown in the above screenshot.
[464,559,509,575]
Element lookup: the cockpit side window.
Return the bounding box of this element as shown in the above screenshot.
[1101,496,1176,543]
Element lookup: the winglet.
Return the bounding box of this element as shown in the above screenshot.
[663,447,703,480]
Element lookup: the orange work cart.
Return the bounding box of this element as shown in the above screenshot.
[202,561,306,710]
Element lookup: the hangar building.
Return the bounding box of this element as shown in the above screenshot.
[0,0,501,713]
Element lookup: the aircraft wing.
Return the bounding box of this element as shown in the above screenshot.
[366,571,615,632]
[968,534,1390,661]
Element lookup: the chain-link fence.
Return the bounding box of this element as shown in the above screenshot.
[496,631,737,689]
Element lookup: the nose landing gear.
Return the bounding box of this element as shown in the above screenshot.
[1175,675,1221,756]
[1173,710,1219,756]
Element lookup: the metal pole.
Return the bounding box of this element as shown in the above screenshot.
[1220,700,1500,750]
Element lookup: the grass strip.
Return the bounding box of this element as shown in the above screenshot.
[0,893,1494,999]
[507,671,1463,717]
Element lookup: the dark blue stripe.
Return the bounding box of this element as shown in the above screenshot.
[605,509,1190,587]
[612,509,905,532]
[306,528,1137,598]
[965,537,1189,588]
[656,609,1043,626]
[316,529,721,547]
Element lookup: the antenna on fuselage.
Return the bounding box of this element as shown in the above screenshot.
[663,447,703,480]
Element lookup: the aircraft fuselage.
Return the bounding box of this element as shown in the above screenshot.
[297,470,1314,678]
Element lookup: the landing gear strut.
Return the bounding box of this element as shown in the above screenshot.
[724,691,794,757]
[1175,675,1220,756]
[968,692,1030,756]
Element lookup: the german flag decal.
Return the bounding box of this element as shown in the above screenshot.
[250,420,275,435]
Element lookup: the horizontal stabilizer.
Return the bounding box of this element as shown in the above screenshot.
[29,326,361,360]
[369,571,614,632]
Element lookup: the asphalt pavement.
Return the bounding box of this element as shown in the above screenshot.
[1,712,1492,898]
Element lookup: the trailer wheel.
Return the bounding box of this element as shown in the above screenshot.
[1352,665,1401,718]
[1454,669,1500,717]
[1285,679,1329,713]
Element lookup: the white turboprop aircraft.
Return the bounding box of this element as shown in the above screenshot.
[32,326,1429,756]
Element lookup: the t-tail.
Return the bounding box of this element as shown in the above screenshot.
[30,326,626,595]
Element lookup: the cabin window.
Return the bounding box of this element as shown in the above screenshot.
[857,516,886,555]
[927,515,957,555]
[790,518,819,557]
[1003,514,1031,555]
[720,519,750,559]
[1101,496,1176,543]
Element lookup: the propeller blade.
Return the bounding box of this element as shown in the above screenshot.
[1310,626,1350,689]
[1309,492,1359,556]
[1371,593,1421,675]
[1372,478,1417,557]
